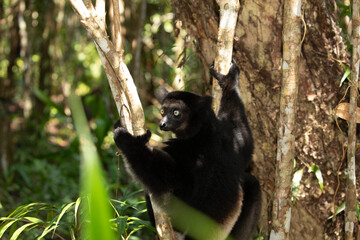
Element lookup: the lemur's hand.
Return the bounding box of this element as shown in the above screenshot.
[209,60,240,90]
[114,124,151,150]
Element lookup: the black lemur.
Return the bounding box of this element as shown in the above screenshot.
[113,61,262,240]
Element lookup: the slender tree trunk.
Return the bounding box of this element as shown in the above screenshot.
[35,1,56,120]
[18,0,32,119]
[68,1,175,239]
[345,0,359,239]
[132,0,147,87]
[211,0,240,114]
[0,0,20,174]
[270,1,301,239]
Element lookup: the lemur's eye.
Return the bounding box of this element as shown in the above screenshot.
[173,109,180,116]
[160,109,164,115]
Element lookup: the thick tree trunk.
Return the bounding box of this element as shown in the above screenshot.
[270,0,301,239]
[171,0,349,239]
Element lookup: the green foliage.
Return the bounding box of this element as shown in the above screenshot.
[339,62,351,86]
[328,202,345,220]
[310,164,324,192]
[328,202,360,222]
[292,160,324,203]
[69,90,115,240]
[291,169,304,204]
[33,89,66,116]
[167,197,233,240]
[0,196,153,239]
[0,0,207,238]
[335,0,352,49]
[1,85,153,239]
[110,196,155,239]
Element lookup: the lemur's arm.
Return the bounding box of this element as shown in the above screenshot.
[210,61,253,156]
[113,126,177,194]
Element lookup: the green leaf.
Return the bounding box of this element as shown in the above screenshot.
[37,224,56,239]
[310,164,324,192]
[292,168,304,203]
[116,216,128,236]
[293,158,296,169]
[0,219,18,238]
[52,202,76,236]
[23,217,43,224]
[38,202,75,239]
[109,200,120,217]
[339,64,351,87]
[69,91,115,240]
[328,202,345,220]
[10,222,37,240]
[8,203,52,219]
[74,197,82,228]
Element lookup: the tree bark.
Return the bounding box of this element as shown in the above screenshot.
[345,0,359,239]
[0,0,20,175]
[68,0,146,135]
[171,0,349,239]
[270,0,301,239]
[35,1,56,121]
[211,0,240,114]
[172,20,187,90]
[68,1,175,239]
[132,0,147,87]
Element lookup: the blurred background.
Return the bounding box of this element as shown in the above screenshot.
[0,0,206,238]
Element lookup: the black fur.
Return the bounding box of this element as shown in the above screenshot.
[114,61,261,239]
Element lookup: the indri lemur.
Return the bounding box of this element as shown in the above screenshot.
[113,61,262,240]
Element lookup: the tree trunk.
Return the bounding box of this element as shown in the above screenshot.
[68,1,175,238]
[0,0,20,175]
[34,1,56,120]
[171,0,349,239]
[270,0,301,239]
[132,0,147,87]
[345,0,359,239]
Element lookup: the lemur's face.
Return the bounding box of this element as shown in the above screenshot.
[159,98,191,136]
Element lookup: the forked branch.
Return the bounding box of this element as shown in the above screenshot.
[68,1,176,239]
[68,0,145,136]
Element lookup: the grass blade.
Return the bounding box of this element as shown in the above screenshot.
[69,90,115,240]
[292,168,304,203]
[0,219,19,238]
[310,164,324,192]
[74,197,82,228]
[51,202,76,238]
[10,222,37,240]
[328,202,345,220]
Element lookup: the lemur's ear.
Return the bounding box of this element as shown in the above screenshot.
[193,95,212,113]
[155,87,170,103]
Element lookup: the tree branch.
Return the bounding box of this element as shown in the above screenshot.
[110,0,122,52]
[211,0,240,114]
[68,1,175,239]
[68,0,146,136]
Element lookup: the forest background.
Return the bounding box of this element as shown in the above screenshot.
[0,0,359,239]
